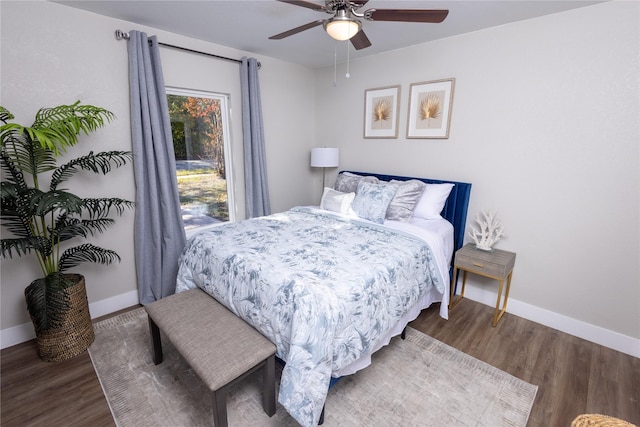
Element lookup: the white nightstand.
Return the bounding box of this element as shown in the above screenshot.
[449,243,516,326]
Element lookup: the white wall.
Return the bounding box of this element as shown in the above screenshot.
[315,1,639,356]
[0,1,317,347]
[2,0,638,358]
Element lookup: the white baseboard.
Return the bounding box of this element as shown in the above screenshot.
[462,285,640,359]
[3,287,639,359]
[0,323,37,350]
[88,289,140,319]
[0,290,139,350]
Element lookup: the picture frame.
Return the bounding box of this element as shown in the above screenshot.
[363,85,401,139]
[407,78,455,139]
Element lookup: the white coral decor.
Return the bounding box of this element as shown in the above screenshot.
[468,210,505,251]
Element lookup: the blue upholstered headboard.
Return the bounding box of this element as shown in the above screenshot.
[341,171,472,254]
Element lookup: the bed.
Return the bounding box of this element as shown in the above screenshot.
[175,171,471,426]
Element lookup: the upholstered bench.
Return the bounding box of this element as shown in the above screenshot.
[145,288,277,427]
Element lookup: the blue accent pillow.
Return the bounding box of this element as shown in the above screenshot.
[351,181,398,223]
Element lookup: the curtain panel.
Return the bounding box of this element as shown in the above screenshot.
[240,57,271,218]
[127,30,186,304]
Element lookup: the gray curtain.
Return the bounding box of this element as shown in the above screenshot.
[127,31,186,304]
[240,57,271,218]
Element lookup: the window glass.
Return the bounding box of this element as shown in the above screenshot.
[166,88,234,231]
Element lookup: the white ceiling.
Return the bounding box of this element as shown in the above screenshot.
[53,0,606,69]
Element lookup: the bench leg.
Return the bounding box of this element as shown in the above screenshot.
[263,354,276,417]
[147,317,163,365]
[212,389,228,427]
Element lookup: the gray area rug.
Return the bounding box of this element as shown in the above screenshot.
[89,308,537,426]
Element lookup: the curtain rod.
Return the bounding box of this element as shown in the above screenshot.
[114,30,261,69]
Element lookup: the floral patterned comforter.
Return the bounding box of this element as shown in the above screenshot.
[175,207,445,427]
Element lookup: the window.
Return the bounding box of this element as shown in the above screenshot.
[166,88,234,232]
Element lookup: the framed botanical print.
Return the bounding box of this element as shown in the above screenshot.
[363,85,401,139]
[407,78,455,139]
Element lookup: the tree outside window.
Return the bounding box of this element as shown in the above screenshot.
[167,90,233,229]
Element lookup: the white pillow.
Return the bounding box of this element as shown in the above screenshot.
[321,187,356,215]
[413,183,454,220]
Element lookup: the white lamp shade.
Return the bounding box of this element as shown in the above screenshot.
[311,147,339,168]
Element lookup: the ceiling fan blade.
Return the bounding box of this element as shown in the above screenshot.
[269,20,325,40]
[350,0,370,8]
[277,0,326,11]
[350,30,371,50]
[366,9,449,23]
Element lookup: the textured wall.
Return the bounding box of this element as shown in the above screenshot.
[314,1,640,346]
[0,0,317,342]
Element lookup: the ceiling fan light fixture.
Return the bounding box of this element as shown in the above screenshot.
[324,15,361,41]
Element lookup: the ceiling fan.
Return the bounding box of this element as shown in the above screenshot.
[269,0,449,50]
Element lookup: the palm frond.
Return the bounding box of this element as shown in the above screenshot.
[7,135,57,177]
[58,243,121,272]
[29,102,115,155]
[51,215,87,241]
[1,186,39,237]
[50,151,132,189]
[0,237,48,259]
[24,273,72,331]
[81,198,135,218]
[0,209,32,239]
[0,123,23,147]
[0,237,33,258]
[373,97,392,122]
[0,106,14,124]
[53,217,115,242]
[420,94,441,121]
[1,144,28,188]
[0,180,20,200]
[1,125,57,177]
[33,189,83,217]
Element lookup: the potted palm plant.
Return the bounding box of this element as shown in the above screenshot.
[0,102,134,362]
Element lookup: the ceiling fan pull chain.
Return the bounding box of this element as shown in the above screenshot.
[345,40,351,78]
[333,41,338,87]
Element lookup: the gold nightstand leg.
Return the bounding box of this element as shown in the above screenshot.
[449,268,467,310]
[492,271,513,326]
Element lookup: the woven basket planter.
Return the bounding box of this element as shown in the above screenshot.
[26,274,95,362]
[571,414,637,427]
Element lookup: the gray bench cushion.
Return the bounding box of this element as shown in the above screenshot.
[145,288,276,391]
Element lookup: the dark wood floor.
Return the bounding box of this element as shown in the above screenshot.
[2,298,639,426]
[412,299,640,427]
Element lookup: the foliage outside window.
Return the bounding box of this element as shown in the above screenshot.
[167,89,234,231]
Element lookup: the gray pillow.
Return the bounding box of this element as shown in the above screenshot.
[351,181,398,224]
[386,179,427,222]
[334,172,379,193]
